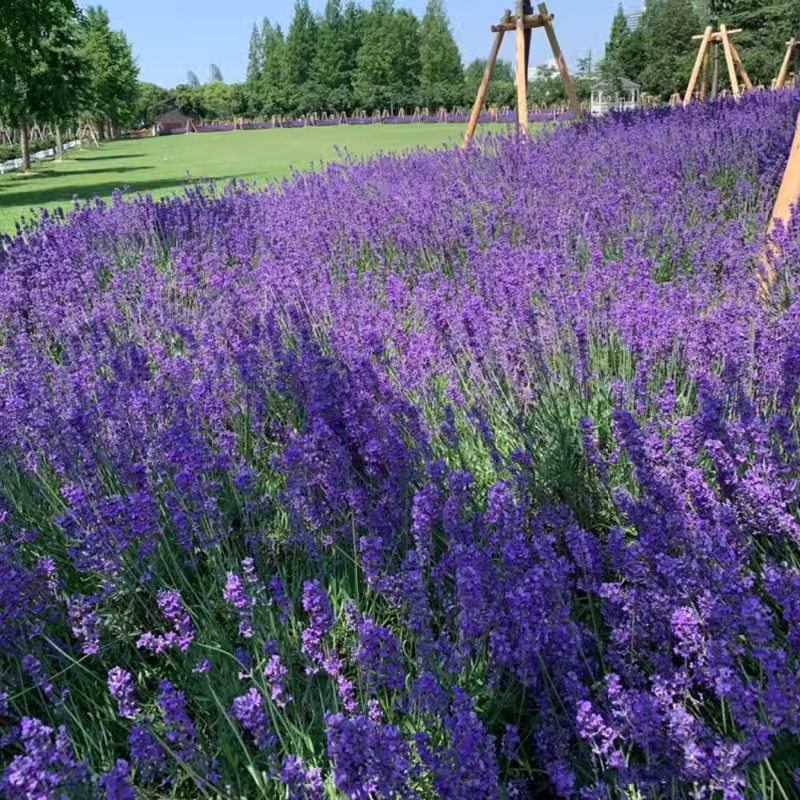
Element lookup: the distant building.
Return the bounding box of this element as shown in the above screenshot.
[154,110,198,135]
[626,2,647,30]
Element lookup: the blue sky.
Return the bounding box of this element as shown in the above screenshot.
[84,0,629,88]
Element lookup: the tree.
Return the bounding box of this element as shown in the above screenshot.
[638,0,701,99]
[260,22,287,114]
[285,0,318,88]
[33,13,87,157]
[420,0,463,107]
[312,0,352,109]
[575,52,596,101]
[464,58,514,107]
[201,81,234,118]
[353,0,397,109]
[187,70,200,87]
[0,0,80,171]
[246,24,262,83]
[601,4,631,83]
[393,9,422,105]
[726,0,800,86]
[209,64,224,82]
[134,81,171,126]
[527,63,566,106]
[79,6,139,137]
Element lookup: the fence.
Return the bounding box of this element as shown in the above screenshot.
[0,140,81,175]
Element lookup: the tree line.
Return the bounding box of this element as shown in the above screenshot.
[136,0,598,125]
[599,0,800,100]
[0,0,137,171]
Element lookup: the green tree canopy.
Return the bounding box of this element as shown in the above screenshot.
[639,0,701,99]
[79,6,139,134]
[311,0,352,108]
[0,0,80,169]
[285,0,318,88]
[420,0,463,106]
[247,24,262,83]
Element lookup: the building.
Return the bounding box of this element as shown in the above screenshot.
[154,110,198,135]
[626,2,647,30]
[590,78,641,115]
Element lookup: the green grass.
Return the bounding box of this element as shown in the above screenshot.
[0,123,512,233]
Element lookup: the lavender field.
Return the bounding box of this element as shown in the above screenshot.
[1,89,800,800]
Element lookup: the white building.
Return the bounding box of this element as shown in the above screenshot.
[590,78,641,115]
[626,2,647,30]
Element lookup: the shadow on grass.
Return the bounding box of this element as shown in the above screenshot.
[1,176,230,221]
[0,166,151,185]
[67,153,147,162]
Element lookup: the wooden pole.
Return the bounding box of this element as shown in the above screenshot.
[463,12,509,149]
[769,113,800,236]
[729,41,753,91]
[685,26,712,106]
[762,113,800,295]
[712,43,720,97]
[776,39,796,90]
[700,47,710,99]
[515,0,529,136]
[538,2,583,120]
[720,25,740,96]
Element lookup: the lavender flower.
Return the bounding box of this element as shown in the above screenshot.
[99,759,135,800]
[263,653,291,707]
[108,667,138,719]
[301,579,333,672]
[1,718,89,799]
[279,755,325,800]
[231,688,274,750]
[67,594,101,655]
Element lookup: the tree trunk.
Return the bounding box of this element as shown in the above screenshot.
[18,117,30,172]
[55,124,64,161]
[712,44,720,98]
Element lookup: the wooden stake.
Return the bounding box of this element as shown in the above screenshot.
[776,39,797,90]
[515,0,529,136]
[712,43,720,97]
[769,112,800,236]
[538,2,582,120]
[729,41,753,91]
[720,25,740,96]
[762,112,800,295]
[685,26,712,106]
[463,12,509,149]
[700,47,710,99]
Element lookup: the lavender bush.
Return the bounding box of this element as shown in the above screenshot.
[1,90,800,799]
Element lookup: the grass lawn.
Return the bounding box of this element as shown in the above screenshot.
[0,123,513,233]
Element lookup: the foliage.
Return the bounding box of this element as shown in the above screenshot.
[78,6,139,132]
[133,81,171,126]
[353,0,421,111]
[601,0,800,97]
[725,0,800,85]
[311,0,359,112]
[246,23,262,84]
[285,0,318,88]
[0,0,81,169]
[209,63,224,83]
[420,0,463,108]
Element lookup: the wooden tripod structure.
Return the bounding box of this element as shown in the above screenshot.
[776,38,799,90]
[463,0,582,148]
[684,25,752,106]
